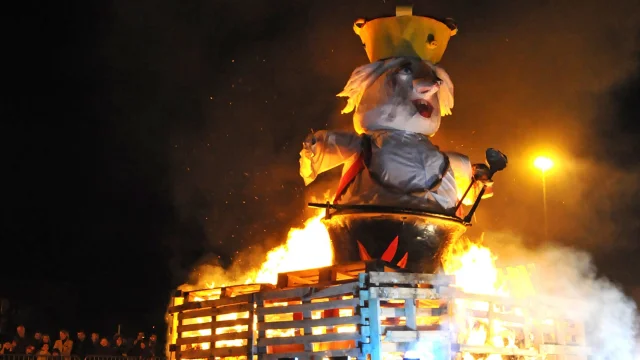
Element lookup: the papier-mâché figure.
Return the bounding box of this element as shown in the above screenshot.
[299,6,505,272]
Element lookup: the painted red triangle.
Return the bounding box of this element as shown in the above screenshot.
[357,240,372,261]
[381,236,399,262]
[397,253,409,268]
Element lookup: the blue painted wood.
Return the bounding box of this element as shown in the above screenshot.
[369,298,382,360]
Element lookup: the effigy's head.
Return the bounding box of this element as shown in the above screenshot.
[338,57,453,136]
[339,5,457,136]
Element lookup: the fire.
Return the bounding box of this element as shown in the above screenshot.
[176,209,335,355]
[442,235,535,360]
[248,210,333,284]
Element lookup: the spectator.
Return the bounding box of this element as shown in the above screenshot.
[133,332,145,347]
[38,343,51,360]
[113,335,127,356]
[72,330,91,358]
[138,341,153,359]
[26,345,36,355]
[0,342,14,355]
[34,331,43,349]
[90,333,100,349]
[14,324,31,354]
[53,329,74,356]
[148,334,158,356]
[42,334,52,348]
[52,348,61,358]
[95,337,114,355]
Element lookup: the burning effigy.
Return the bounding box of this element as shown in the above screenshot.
[300,6,506,273]
[165,5,638,360]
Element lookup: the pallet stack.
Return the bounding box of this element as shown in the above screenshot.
[167,260,590,360]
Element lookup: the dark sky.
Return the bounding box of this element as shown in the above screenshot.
[3,0,640,339]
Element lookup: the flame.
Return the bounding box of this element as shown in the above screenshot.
[174,209,335,357]
[442,235,535,360]
[248,210,333,284]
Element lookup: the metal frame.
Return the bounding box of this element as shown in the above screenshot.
[307,202,470,226]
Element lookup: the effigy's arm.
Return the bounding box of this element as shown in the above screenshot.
[446,152,494,206]
[299,130,362,185]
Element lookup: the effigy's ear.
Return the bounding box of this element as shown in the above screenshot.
[434,65,454,116]
[337,58,406,114]
[337,61,386,114]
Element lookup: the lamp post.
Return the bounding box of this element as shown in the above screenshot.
[533,156,553,240]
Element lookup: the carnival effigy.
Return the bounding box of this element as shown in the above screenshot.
[299,6,507,272]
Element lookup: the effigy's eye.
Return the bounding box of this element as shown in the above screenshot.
[399,66,412,75]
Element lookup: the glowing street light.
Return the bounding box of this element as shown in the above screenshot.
[533,156,553,173]
[533,156,553,240]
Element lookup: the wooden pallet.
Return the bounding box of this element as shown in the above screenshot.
[254,281,363,360]
[276,260,405,288]
[169,284,274,360]
[167,264,589,360]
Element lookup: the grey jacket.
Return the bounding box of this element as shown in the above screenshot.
[299,129,478,214]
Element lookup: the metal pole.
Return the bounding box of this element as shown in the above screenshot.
[542,171,549,241]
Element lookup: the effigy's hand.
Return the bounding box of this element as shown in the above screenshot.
[472,163,494,187]
[299,132,320,181]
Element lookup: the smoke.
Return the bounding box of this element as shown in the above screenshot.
[480,232,640,359]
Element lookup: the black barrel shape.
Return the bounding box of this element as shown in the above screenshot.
[322,208,467,273]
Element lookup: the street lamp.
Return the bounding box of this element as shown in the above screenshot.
[533,156,553,240]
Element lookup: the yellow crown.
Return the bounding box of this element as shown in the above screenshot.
[354,5,457,64]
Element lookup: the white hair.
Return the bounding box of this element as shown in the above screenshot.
[337,59,455,117]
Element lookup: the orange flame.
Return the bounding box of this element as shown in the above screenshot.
[248,210,333,284]
[442,235,535,360]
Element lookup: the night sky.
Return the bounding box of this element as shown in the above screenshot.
[3,0,640,341]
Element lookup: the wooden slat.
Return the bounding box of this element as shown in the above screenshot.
[247,294,256,358]
[368,272,454,286]
[256,282,358,302]
[178,322,213,333]
[286,274,315,285]
[257,332,361,346]
[178,317,250,335]
[257,315,361,330]
[369,287,440,300]
[368,298,382,360]
[177,331,251,345]
[211,345,252,357]
[256,298,359,316]
[177,335,212,345]
[405,300,416,330]
[181,308,214,320]
[381,342,408,353]
[383,330,450,343]
[261,348,361,360]
[170,294,253,313]
[380,307,433,318]
[213,331,251,341]
[304,282,359,299]
[213,317,252,329]
[214,303,253,316]
[179,349,212,359]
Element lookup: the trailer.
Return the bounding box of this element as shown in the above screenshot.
[167,260,589,360]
